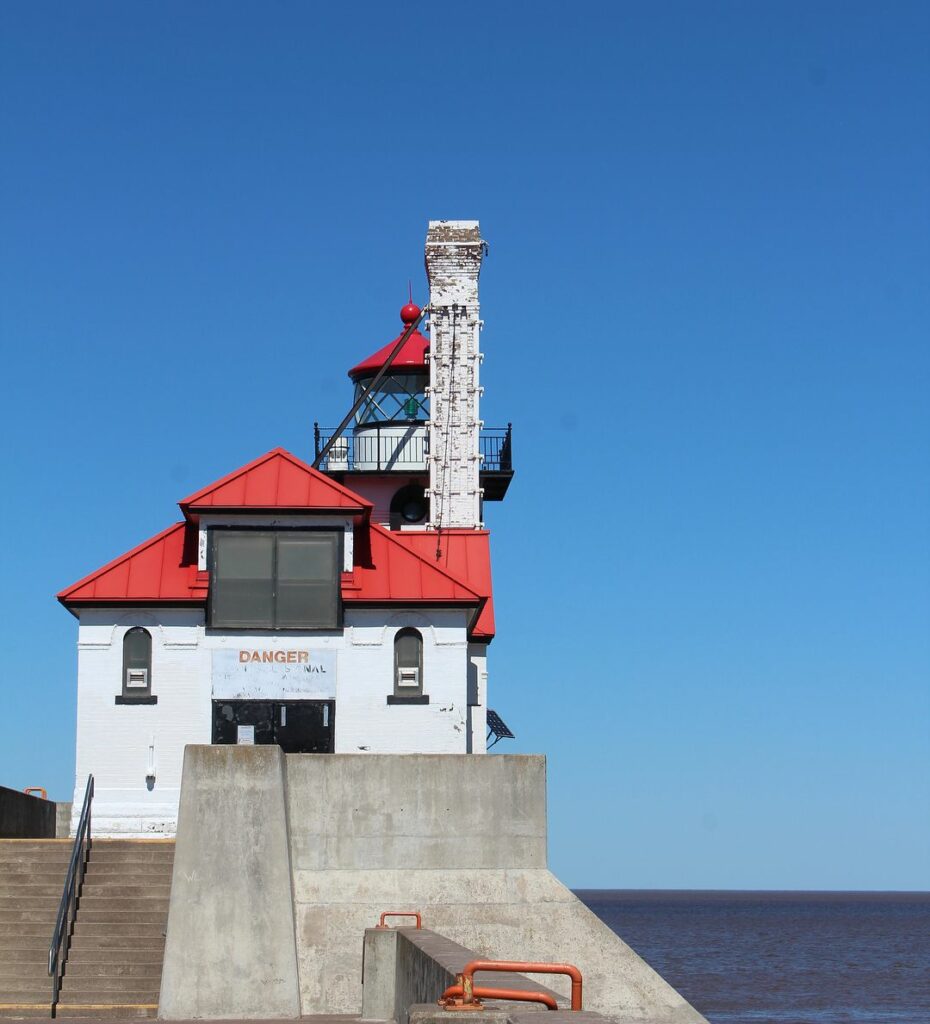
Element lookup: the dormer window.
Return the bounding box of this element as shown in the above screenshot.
[209,529,341,630]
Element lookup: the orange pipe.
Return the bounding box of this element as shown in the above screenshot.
[23,787,47,800]
[459,959,583,1011]
[377,911,422,929]
[440,984,558,1011]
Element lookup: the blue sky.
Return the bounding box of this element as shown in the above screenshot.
[1,2,927,889]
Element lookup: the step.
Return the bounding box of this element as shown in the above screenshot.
[0,984,52,999]
[64,952,164,967]
[0,964,48,978]
[0,885,66,898]
[82,874,172,885]
[0,898,61,911]
[0,855,71,868]
[88,847,174,855]
[0,946,49,962]
[0,932,54,947]
[60,976,161,992]
[0,1004,51,1018]
[0,844,70,851]
[0,977,48,991]
[0,875,66,887]
[70,923,166,938]
[88,843,174,852]
[77,892,170,909]
[0,912,61,925]
[0,980,49,995]
[0,842,70,851]
[61,936,164,952]
[77,885,172,899]
[63,965,162,980]
[53,1003,156,1019]
[83,860,173,871]
[88,850,173,859]
[69,910,167,924]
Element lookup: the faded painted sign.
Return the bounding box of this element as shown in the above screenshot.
[212,648,336,700]
[236,725,255,745]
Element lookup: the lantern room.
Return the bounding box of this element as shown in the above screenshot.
[314,291,514,532]
[340,301,429,473]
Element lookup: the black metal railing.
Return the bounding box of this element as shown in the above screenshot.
[49,774,93,1010]
[314,423,513,474]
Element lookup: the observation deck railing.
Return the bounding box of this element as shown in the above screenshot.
[314,423,513,474]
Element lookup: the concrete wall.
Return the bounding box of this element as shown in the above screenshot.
[286,755,546,873]
[158,745,301,1019]
[0,786,56,838]
[72,605,474,836]
[55,801,72,838]
[158,749,705,1024]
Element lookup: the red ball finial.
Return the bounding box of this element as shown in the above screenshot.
[400,301,421,324]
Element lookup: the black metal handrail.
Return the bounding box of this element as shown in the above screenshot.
[48,774,93,1010]
[314,423,513,473]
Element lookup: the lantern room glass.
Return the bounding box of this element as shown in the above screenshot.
[354,374,428,425]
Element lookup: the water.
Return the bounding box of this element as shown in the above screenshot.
[575,890,930,1024]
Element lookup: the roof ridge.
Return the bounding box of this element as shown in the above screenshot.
[178,446,373,512]
[58,522,188,600]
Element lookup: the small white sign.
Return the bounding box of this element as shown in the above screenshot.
[236,725,255,745]
[212,648,337,700]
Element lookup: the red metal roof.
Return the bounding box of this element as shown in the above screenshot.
[59,450,493,638]
[344,523,483,609]
[348,329,429,381]
[394,530,495,640]
[58,522,201,607]
[348,305,430,380]
[180,448,371,516]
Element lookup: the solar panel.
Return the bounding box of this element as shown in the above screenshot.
[486,709,514,749]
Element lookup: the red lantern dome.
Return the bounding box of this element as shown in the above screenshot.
[348,302,429,381]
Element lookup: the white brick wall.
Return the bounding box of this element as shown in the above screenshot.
[71,604,476,836]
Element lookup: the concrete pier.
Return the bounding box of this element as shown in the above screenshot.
[158,748,706,1023]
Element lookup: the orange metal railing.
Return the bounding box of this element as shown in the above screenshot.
[377,911,422,929]
[440,959,583,1012]
[23,787,48,800]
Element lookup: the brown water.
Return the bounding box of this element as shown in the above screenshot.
[575,890,930,1024]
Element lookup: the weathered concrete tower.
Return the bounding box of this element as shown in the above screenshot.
[424,221,486,530]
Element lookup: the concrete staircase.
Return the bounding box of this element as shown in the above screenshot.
[0,840,69,1018]
[56,840,174,1019]
[0,838,174,1020]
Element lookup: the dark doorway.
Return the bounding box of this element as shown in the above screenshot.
[211,700,334,753]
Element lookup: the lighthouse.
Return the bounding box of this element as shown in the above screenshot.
[58,220,514,836]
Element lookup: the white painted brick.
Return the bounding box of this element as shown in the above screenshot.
[71,604,479,836]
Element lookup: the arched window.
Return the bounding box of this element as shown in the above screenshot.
[122,627,152,697]
[393,627,423,696]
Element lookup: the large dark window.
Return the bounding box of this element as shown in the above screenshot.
[210,530,341,630]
